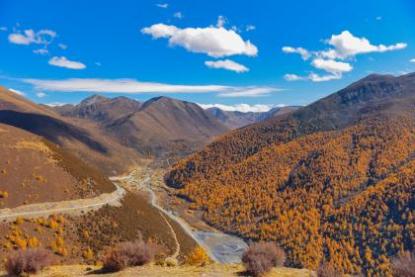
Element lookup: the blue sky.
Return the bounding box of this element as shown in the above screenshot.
[1,0,415,112]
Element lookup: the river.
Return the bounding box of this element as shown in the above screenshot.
[112,169,248,263]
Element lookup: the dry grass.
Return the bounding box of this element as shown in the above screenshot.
[14,140,52,154]
[18,263,314,277]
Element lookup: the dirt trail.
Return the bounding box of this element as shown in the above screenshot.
[0,184,126,222]
[160,211,181,259]
[121,169,248,264]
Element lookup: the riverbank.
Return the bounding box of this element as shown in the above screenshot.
[118,167,248,263]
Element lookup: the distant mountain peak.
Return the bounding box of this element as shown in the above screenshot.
[80,95,108,106]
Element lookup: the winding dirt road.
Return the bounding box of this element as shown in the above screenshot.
[121,169,247,264]
[0,183,126,222]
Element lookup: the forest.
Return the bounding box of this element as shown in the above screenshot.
[166,112,415,276]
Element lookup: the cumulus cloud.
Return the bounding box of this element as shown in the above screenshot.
[156,3,168,8]
[410,58,415,63]
[282,46,311,60]
[205,59,249,73]
[283,30,406,82]
[8,88,25,96]
[311,58,352,74]
[22,78,281,98]
[141,23,258,57]
[323,30,407,59]
[8,29,56,45]
[48,56,86,70]
[198,103,280,113]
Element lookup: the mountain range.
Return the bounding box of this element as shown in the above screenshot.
[2,72,415,275]
[205,106,300,129]
[166,72,415,275]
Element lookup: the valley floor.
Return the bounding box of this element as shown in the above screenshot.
[15,264,314,277]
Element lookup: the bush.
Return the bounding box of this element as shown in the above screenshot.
[392,251,415,277]
[185,246,211,266]
[5,248,53,276]
[164,257,178,267]
[242,242,286,277]
[317,262,342,277]
[102,240,154,272]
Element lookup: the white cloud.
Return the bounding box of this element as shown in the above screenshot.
[323,30,407,59]
[198,103,279,113]
[311,58,352,74]
[156,3,168,8]
[48,56,86,70]
[8,29,56,45]
[33,48,49,55]
[283,30,406,82]
[22,78,281,98]
[308,73,341,82]
[246,25,255,32]
[282,46,311,60]
[173,12,183,19]
[36,92,47,98]
[205,59,249,73]
[217,87,280,97]
[284,72,341,82]
[58,43,68,50]
[45,102,67,107]
[284,74,305,81]
[410,58,415,63]
[141,23,258,57]
[8,88,25,96]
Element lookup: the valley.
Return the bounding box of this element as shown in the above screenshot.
[1,73,415,276]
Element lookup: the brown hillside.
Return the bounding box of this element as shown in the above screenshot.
[105,96,229,157]
[0,88,143,174]
[166,73,415,275]
[0,123,113,209]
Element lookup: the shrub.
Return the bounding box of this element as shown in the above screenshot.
[392,251,415,277]
[185,246,211,266]
[317,262,342,277]
[102,240,154,272]
[242,242,286,277]
[5,248,53,276]
[164,257,178,267]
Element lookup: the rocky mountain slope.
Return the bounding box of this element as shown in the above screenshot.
[166,73,415,275]
[56,95,228,159]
